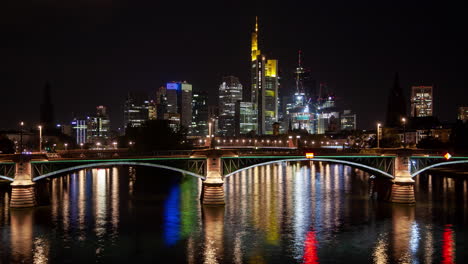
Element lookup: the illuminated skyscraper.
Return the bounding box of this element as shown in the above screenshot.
[235,101,257,136]
[250,17,279,135]
[410,85,433,117]
[87,106,110,144]
[219,76,243,136]
[165,81,193,130]
[192,92,209,136]
[123,91,151,128]
[288,51,314,133]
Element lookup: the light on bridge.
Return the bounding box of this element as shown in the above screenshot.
[444,153,452,160]
[305,153,314,159]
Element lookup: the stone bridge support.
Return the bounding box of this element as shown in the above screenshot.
[10,156,36,208]
[371,151,415,204]
[200,152,225,206]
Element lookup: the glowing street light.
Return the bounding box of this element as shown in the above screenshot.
[64,143,68,150]
[113,142,117,149]
[19,121,24,153]
[38,125,42,153]
[401,117,407,148]
[80,143,84,149]
[377,123,381,149]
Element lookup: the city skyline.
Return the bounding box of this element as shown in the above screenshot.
[1,2,466,130]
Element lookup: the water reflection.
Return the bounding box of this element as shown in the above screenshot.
[0,163,467,263]
[10,209,34,263]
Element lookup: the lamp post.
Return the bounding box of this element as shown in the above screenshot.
[80,143,84,150]
[113,142,117,149]
[377,123,381,149]
[401,117,406,148]
[64,143,68,151]
[19,121,24,154]
[38,125,42,153]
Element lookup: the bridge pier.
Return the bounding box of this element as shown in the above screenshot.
[201,152,225,206]
[388,154,415,204]
[371,152,415,204]
[10,156,36,208]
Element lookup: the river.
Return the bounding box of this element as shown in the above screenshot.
[0,161,467,263]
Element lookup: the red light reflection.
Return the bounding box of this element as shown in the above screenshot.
[303,231,319,264]
[441,224,455,264]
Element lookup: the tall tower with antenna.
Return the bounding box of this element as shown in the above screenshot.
[288,50,314,133]
[249,17,279,135]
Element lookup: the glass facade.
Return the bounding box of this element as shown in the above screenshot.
[411,86,433,117]
[219,76,243,136]
[192,92,209,136]
[341,110,356,130]
[235,102,258,135]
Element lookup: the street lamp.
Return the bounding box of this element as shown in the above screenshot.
[38,125,42,153]
[64,143,68,151]
[96,142,101,149]
[401,117,406,148]
[113,142,117,149]
[377,123,381,149]
[80,143,84,150]
[19,121,24,153]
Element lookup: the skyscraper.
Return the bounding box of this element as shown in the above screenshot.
[87,106,110,144]
[235,101,257,136]
[385,73,407,127]
[166,81,193,130]
[123,91,151,128]
[410,85,433,117]
[40,82,55,131]
[250,17,279,135]
[288,51,314,133]
[219,76,243,136]
[192,92,209,136]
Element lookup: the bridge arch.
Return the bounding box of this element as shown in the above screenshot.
[0,175,14,182]
[224,158,394,179]
[411,160,468,178]
[33,161,206,181]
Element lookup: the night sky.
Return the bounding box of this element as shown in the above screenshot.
[1,1,466,131]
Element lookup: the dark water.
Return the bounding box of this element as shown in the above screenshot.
[0,162,467,263]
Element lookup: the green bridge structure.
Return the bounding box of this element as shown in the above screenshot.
[1,148,467,208]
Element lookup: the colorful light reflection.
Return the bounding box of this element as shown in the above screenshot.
[303,231,319,264]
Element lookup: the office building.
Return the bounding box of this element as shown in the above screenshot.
[192,92,209,136]
[123,92,151,128]
[250,17,279,135]
[235,102,258,136]
[219,76,243,136]
[87,106,111,144]
[71,118,87,145]
[166,81,193,130]
[288,51,314,134]
[341,110,356,130]
[411,85,433,117]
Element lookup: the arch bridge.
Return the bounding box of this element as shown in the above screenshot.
[1,149,467,208]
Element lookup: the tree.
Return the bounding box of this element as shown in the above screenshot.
[416,136,448,149]
[0,134,15,154]
[122,120,190,152]
[450,120,468,153]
